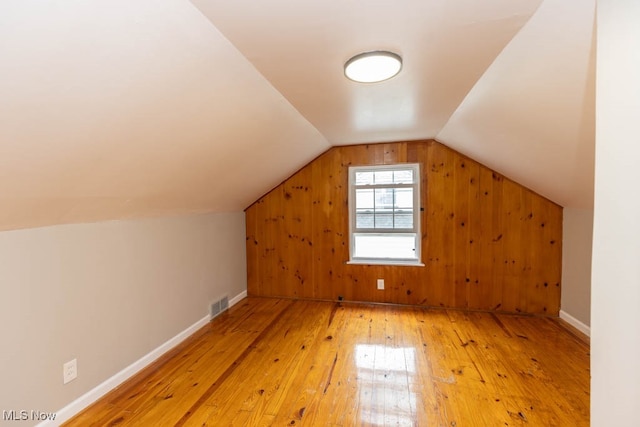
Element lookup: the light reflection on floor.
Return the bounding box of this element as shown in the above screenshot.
[355,344,417,425]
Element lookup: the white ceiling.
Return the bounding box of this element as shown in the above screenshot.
[438,0,596,209]
[0,0,595,231]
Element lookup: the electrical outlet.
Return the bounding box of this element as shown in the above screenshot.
[377,279,384,290]
[63,359,77,384]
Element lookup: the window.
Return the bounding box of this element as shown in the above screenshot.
[348,163,422,265]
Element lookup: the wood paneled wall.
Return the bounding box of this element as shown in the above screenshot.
[245,140,562,315]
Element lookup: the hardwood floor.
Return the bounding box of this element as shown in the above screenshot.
[64,298,590,426]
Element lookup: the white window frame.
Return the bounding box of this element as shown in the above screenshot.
[347,163,423,266]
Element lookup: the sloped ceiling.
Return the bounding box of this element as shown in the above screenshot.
[0,0,595,232]
[438,0,596,209]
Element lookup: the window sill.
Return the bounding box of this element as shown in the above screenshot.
[347,259,425,267]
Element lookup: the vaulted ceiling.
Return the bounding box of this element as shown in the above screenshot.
[0,0,595,232]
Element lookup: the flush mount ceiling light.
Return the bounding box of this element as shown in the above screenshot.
[344,51,402,83]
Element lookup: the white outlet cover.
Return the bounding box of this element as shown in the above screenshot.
[377,279,384,290]
[63,358,78,384]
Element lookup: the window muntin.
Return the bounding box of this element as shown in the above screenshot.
[349,164,421,265]
[354,187,414,229]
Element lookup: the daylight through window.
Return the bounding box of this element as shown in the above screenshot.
[348,164,422,265]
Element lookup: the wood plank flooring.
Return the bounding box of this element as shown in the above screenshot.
[64,298,590,426]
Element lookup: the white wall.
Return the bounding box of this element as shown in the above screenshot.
[0,212,246,426]
[593,0,640,424]
[561,208,593,332]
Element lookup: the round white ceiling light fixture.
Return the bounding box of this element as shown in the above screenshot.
[344,51,403,83]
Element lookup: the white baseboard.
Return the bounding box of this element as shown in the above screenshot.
[229,290,247,307]
[559,310,591,337]
[39,289,247,427]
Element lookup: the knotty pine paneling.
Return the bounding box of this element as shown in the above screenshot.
[245,140,562,315]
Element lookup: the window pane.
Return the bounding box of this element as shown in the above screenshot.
[393,169,414,184]
[374,212,393,228]
[373,170,393,184]
[353,234,417,259]
[394,188,413,209]
[374,188,393,209]
[355,171,373,185]
[356,211,374,228]
[395,212,413,228]
[355,189,374,209]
